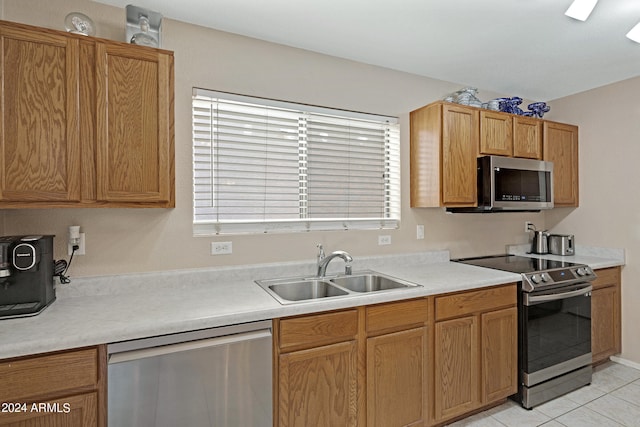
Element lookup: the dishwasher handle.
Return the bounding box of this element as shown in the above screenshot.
[108,328,272,365]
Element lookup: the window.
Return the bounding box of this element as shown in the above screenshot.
[192,89,400,235]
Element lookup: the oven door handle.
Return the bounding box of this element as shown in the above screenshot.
[524,284,592,305]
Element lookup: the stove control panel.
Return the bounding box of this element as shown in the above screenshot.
[522,265,596,292]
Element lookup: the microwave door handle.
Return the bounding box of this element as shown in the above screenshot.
[524,284,592,306]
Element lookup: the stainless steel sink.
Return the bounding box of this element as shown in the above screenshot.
[266,279,348,303]
[329,273,415,293]
[256,270,420,304]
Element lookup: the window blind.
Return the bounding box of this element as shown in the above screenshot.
[193,89,400,235]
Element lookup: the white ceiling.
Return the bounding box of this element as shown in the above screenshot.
[94,0,640,101]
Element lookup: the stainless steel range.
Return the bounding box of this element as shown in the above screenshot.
[454,254,596,409]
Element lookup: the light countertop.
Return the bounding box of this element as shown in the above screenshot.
[0,248,625,360]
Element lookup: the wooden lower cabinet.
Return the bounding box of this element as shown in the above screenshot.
[434,316,480,421]
[0,393,97,427]
[433,284,517,425]
[366,328,426,427]
[0,346,106,427]
[275,299,431,427]
[275,309,361,427]
[275,286,518,427]
[279,340,359,427]
[482,307,518,403]
[591,267,622,365]
[366,298,430,427]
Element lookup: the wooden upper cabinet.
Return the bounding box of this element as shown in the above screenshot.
[0,19,174,208]
[480,111,543,159]
[95,43,174,205]
[410,102,478,208]
[441,104,478,206]
[480,110,512,156]
[0,23,80,203]
[513,116,542,159]
[543,121,579,207]
[411,101,579,210]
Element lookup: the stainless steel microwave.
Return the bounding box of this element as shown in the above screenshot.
[448,156,554,213]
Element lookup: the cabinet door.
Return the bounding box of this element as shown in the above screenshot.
[0,24,80,202]
[513,116,542,159]
[434,316,479,422]
[543,122,579,206]
[480,111,512,156]
[592,286,618,364]
[367,327,427,427]
[95,43,173,204]
[279,340,358,427]
[591,268,622,364]
[0,392,97,427]
[441,105,478,206]
[482,307,517,403]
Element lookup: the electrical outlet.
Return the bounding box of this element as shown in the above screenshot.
[378,235,391,245]
[525,221,535,232]
[211,241,233,255]
[68,233,86,256]
[416,225,425,240]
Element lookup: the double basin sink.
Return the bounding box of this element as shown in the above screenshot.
[256,270,421,304]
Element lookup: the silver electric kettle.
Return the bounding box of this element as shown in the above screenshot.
[531,229,550,254]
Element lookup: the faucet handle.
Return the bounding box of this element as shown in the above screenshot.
[344,264,352,275]
[316,243,325,261]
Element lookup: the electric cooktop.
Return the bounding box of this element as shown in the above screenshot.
[453,254,579,274]
[453,254,596,292]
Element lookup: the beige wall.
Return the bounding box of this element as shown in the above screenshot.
[6,0,638,364]
[545,77,640,364]
[1,0,546,278]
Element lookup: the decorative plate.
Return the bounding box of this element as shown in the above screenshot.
[64,12,95,36]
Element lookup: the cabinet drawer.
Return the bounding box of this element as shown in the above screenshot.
[279,309,358,351]
[592,267,621,290]
[366,298,430,335]
[435,284,517,321]
[0,347,99,402]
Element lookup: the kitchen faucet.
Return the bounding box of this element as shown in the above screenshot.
[316,244,353,277]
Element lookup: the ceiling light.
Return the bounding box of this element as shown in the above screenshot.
[565,0,598,21]
[627,22,640,43]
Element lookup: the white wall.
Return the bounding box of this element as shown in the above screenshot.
[545,76,640,364]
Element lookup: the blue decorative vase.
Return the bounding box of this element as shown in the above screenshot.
[500,97,524,115]
[527,102,551,118]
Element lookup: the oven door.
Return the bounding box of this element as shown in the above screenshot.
[520,283,592,387]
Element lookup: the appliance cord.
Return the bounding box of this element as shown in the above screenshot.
[54,245,78,284]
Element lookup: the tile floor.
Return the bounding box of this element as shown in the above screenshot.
[448,361,640,427]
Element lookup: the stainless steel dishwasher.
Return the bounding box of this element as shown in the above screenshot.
[107,320,272,427]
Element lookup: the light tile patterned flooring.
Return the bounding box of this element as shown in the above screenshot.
[448,361,640,427]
